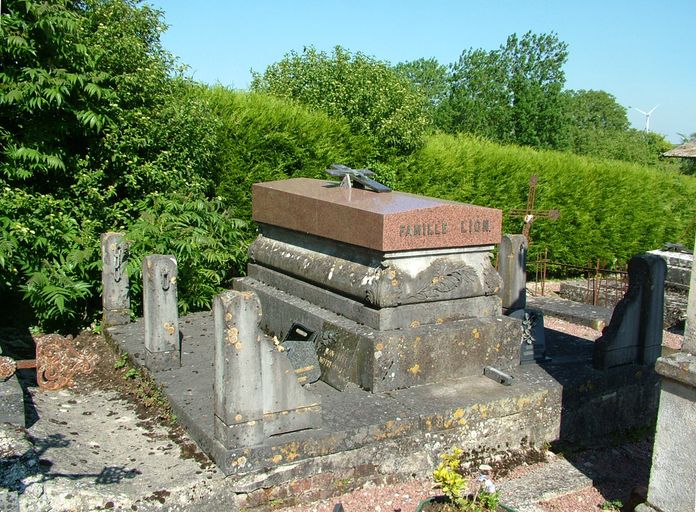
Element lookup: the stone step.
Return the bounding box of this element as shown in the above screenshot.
[528,295,611,330]
[498,457,592,511]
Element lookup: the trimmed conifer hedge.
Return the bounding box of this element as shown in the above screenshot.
[209,89,695,268]
[397,133,696,266]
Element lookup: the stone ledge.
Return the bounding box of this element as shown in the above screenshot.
[0,375,25,426]
[655,351,696,388]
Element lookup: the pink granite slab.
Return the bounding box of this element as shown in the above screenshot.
[252,178,502,252]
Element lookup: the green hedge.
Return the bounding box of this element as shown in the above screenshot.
[208,91,694,269]
[397,133,696,266]
[207,88,375,222]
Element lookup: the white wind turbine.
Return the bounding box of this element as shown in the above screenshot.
[634,104,659,132]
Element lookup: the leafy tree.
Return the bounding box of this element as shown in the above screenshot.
[0,0,240,331]
[441,32,569,149]
[564,89,629,132]
[503,32,568,148]
[439,47,512,142]
[561,89,678,168]
[394,57,449,108]
[251,46,431,158]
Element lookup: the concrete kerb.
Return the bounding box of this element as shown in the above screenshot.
[528,295,611,331]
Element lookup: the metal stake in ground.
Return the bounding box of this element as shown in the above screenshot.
[508,175,559,243]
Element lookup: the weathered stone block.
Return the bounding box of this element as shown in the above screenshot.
[143,255,180,370]
[684,234,696,355]
[498,234,527,311]
[0,376,24,426]
[213,290,264,448]
[261,339,322,436]
[247,263,501,330]
[648,248,692,289]
[235,276,522,393]
[644,352,696,512]
[249,227,501,308]
[101,232,130,327]
[213,290,321,449]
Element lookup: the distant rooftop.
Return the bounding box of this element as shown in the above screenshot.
[663,140,696,159]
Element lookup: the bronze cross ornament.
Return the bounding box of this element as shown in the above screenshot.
[325,164,392,193]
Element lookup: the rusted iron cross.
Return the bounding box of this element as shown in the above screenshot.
[0,334,98,390]
[508,175,559,243]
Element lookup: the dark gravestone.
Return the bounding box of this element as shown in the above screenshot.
[316,326,362,391]
[593,254,666,370]
[498,234,528,311]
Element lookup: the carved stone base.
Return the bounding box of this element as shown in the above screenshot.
[145,349,181,371]
[247,263,501,330]
[235,277,522,393]
[250,226,501,308]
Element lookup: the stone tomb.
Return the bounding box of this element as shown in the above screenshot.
[234,178,522,393]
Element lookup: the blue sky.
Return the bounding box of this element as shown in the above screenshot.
[149,0,695,143]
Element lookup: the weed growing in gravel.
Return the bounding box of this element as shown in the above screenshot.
[110,349,177,425]
[114,353,129,370]
[601,499,623,511]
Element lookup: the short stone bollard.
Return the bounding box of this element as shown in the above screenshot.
[213,290,321,449]
[143,255,180,370]
[498,234,528,312]
[101,232,131,326]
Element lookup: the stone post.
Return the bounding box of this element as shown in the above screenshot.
[213,290,264,448]
[637,236,696,512]
[498,234,527,312]
[143,255,180,370]
[638,255,666,366]
[683,233,696,354]
[101,233,130,326]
